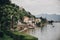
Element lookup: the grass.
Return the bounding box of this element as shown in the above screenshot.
[0,34,13,40]
[0,30,38,40]
[12,31,38,40]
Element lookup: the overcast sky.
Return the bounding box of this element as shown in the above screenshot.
[11,0,60,15]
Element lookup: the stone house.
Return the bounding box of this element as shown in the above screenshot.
[23,16,35,27]
[35,18,41,24]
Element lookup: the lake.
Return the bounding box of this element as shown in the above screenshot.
[25,22,60,40]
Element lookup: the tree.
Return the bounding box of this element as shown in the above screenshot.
[0,0,38,40]
[40,17,47,24]
[0,0,35,31]
[0,0,20,31]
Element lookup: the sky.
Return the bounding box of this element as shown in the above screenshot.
[11,0,60,15]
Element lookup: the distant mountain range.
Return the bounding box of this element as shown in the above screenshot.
[36,14,60,21]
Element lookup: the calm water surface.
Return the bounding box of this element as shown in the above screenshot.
[25,23,60,40]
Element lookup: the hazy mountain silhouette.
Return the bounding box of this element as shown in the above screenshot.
[36,14,60,21]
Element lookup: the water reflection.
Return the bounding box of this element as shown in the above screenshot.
[25,23,60,40]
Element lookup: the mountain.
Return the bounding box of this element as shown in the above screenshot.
[36,14,60,21]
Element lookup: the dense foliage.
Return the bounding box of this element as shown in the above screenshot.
[20,8,36,22]
[0,0,38,40]
[0,0,34,31]
[0,2,20,31]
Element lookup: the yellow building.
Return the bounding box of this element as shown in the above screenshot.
[35,18,41,23]
[23,16,30,23]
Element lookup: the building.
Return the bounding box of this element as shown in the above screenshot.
[23,16,30,23]
[35,18,41,23]
[23,16,35,27]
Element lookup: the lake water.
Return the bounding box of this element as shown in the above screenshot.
[25,23,60,40]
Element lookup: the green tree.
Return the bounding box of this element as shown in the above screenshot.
[0,0,20,31]
[0,0,38,40]
[0,0,36,31]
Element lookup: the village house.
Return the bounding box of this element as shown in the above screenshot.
[23,16,35,28]
[23,16,41,25]
[35,18,41,24]
[23,16,30,23]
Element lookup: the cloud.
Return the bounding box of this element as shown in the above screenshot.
[11,0,60,15]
